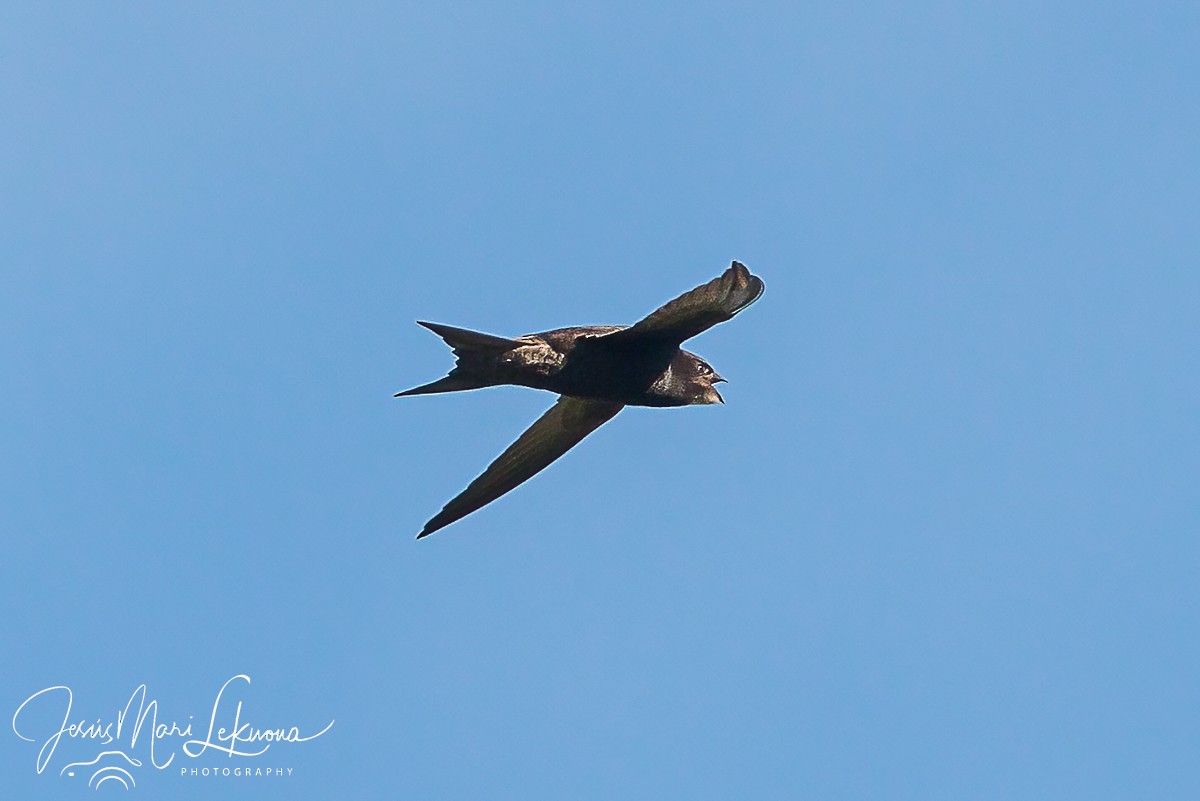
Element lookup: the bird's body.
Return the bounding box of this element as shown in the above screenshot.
[403,324,722,407]
[398,261,764,537]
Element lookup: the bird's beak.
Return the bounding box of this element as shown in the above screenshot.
[712,374,727,384]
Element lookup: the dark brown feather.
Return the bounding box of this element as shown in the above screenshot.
[599,261,764,345]
[417,396,624,538]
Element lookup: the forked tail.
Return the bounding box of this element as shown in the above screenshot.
[394,321,525,397]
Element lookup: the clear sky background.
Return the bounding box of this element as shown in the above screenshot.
[2,3,1197,799]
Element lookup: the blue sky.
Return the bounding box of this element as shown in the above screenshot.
[3,2,1197,798]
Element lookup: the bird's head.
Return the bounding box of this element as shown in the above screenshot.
[682,354,726,405]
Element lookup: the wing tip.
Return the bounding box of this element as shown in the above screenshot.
[418,506,460,538]
[726,260,764,311]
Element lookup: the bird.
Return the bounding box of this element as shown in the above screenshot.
[397,260,765,538]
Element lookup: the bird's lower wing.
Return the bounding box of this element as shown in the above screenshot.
[417,396,624,538]
[598,261,764,346]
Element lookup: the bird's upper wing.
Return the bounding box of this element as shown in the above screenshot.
[417,396,624,538]
[597,261,764,346]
